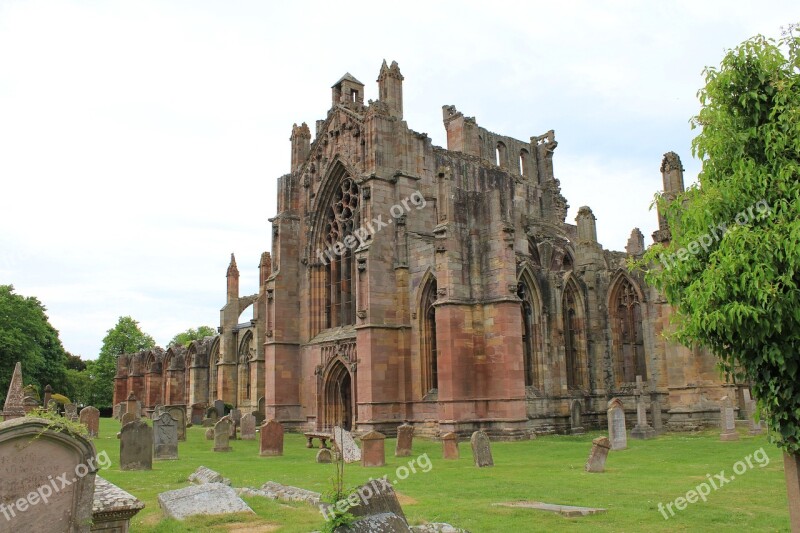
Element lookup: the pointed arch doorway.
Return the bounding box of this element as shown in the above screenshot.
[321,360,354,431]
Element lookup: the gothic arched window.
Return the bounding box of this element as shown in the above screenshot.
[421,278,438,393]
[324,177,359,328]
[610,276,645,384]
[517,280,542,389]
[563,281,586,390]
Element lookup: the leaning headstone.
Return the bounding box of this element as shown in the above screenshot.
[630,375,655,439]
[0,417,98,532]
[64,403,78,422]
[121,412,136,426]
[345,478,407,523]
[158,483,253,520]
[214,416,232,452]
[361,431,386,467]
[188,466,231,486]
[260,419,284,456]
[606,398,627,451]
[333,426,361,463]
[470,430,494,468]
[120,419,153,471]
[79,406,100,437]
[154,412,179,460]
[205,427,214,440]
[167,406,187,441]
[442,432,459,460]
[585,436,612,473]
[395,423,414,457]
[214,399,225,418]
[91,475,145,531]
[720,395,739,441]
[240,413,256,440]
[3,362,25,420]
[316,448,333,463]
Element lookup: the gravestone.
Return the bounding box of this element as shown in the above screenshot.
[230,408,242,440]
[120,419,153,471]
[606,398,627,451]
[630,375,655,439]
[470,430,494,467]
[333,426,361,463]
[114,402,127,421]
[229,421,238,440]
[205,427,214,440]
[395,423,414,457]
[188,466,231,486]
[214,399,225,418]
[191,403,205,425]
[79,406,100,437]
[257,396,265,424]
[3,362,25,421]
[158,483,253,520]
[361,431,386,467]
[442,432,459,460]
[252,409,265,427]
[126,392,140,418]
[316,448,333,463]
[23,395,39,414]
[585,436,611,473]
[121,412,136,426]
[167,406,187,441]
[64,403,78,422]
[153,412,179,460]
[42,384,53,410]
[260,419,284,456]
[214,416,232,452]
[240,413,256,440]
[92,475,145,531]
[153,404,165,418]
[743,389,764,435]
[344,479,407,524]
[720,395,739,441]
[569,400,585,435]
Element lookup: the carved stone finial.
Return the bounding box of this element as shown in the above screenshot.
[227,253,239,277]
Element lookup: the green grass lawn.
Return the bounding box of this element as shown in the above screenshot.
[93,418,791,532]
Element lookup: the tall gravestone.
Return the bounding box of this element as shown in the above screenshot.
[442,432,459,460]
[167,406,187,441]
[126,392,140,419]
[720,395,739,441]
[743,389,764,435]
[64,403,78,422]
[260,419,284,456]
[395,423,414,457]
[79,406,100,437]
[630,376,655,440]
[153,412,179,460]
[191,403,205,425]
[470,430,494,467]
[361,431,386,467]
[0,417,98,532]
[3,362,25,421]
[214,416,232,452]
[42,384,53,410]
[214,399,225,418]
[240,413,256,440]
[569,401,585,435]
[606,398,627,451]
[120,419,153,471]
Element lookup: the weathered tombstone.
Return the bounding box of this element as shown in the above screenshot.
[42,384,53,410]
[121,412,136,426]
[361,431,386,467]
[153,404,165,418]
[630,375,655,439]
[153,412,179,460]
[126,391,140,419]
[720,395,739,441]
[230,408,242,440]
[114,402,127,421]
[3,362,25,420]
[584,436,612,473]
[205,427,214,440]
[342,479,408,527]
[240,413,256,440]
[229,420,238,440]
[64,403,78,422]
[442,432,459,460]
[120,419,153,470]
[22,395,39,414]
[191,403,205,425]
[214,399,225,418]
[214,416,232,452]
[188,466,231,486]
[570,400,585,435]
[0,417,98,532]
[167,406,187,441]
[92,475,145,531]
[606,398,627,451]
[470,430,494,467]
[47,399,58,412]
[395,423,414,457]
[79,406,100,437]
[252,409,265,427]
[260,419,284,456]
[742,389,764,435]
[316,448,333,463]
[333,426,361,463]
[158,483,253,520]
[257,396,265,423]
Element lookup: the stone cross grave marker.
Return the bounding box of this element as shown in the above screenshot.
[395,423,414,457]
[240,413,256,440]
[153,412,179,460]
[585,436,611,473]
[607,398,627,451]
[720,395,739,441]
[630,375,655,440]
[260,419,284,456]
[470,430,494,467]
[214,416,233,452]
[79,406,100,437]
[120,419,153,471]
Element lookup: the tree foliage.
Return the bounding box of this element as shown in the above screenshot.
[0,285,68,405]
[639,25,800,453]
[168,325,216,348]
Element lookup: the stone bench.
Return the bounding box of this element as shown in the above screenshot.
[303,432,332,449]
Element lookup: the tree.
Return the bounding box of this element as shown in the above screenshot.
[65,352,86,371]
[639,25,800,527]
[88,316,156,409]
[168,326,217,348]
[0,285,68,404]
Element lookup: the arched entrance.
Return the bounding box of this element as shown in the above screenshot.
[321,360,353,431]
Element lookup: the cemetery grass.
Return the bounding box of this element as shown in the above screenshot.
[95,419,790,532]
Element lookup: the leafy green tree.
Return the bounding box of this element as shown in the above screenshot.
[87,316,156,409]
[639,25,800,525]
[0,285,68,404]
[65,352,86,371]
[168,325,217,348]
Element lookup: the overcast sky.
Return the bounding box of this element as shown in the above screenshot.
[1,1,796,359]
